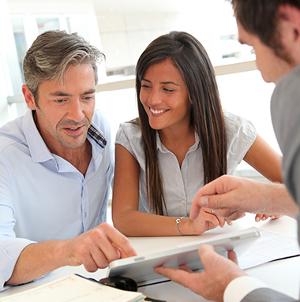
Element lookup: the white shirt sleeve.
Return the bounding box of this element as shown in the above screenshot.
[224,276,266,302]
[0,238,33,291]
[224,112,257,174]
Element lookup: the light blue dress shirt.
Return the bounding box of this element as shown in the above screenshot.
[0,110,113,290]
[115,112,256,216]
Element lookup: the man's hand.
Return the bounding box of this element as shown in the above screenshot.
[190,175,298,221]
[156,244,245,302]
[63,223,136,272]
[8,223,136,286]
[187,207,226,234]
[179,206,245,235]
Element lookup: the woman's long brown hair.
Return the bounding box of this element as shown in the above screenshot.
[134,31,227,215]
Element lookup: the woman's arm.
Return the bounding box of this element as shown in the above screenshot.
[243,135,282,182]
[112,144,223,236]
[243,135,283,221]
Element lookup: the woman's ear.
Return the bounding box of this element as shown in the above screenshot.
[22,84,37,110]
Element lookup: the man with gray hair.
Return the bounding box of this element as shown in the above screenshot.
[0,30,135,290]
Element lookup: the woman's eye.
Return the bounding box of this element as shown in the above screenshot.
[163,88,174,92]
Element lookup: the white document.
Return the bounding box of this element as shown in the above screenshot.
[0,274,145,302]
[238,229,300,269]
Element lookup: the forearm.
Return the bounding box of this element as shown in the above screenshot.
[113,210,199,236]
[258,182,299,217]
[243,135,283,183]
[7,240,68,285]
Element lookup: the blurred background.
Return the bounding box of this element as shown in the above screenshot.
[0,0,277,180]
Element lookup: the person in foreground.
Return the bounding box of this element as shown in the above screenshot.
[156,1,300,301]
[0,30,136,290]
[112,31,282,237]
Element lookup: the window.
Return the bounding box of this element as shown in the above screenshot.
[7,0,255,84]
[2,0,279,181]
[94,0,254,78]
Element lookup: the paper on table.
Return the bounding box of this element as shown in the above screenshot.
[0,274,145,302]
[238,229,300,269]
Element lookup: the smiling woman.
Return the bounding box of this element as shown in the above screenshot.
[111,31,282,237]
[139,58,190,134]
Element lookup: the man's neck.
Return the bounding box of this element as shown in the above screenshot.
[55,141,92,176]
[32,112,92,175]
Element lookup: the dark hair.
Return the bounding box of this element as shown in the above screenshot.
[230,0,300,62]
[23,30,104,99]
[135,31,227,215]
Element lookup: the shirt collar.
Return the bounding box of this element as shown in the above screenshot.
[22,110,54,163]
[189,132,200,152]
[156,131,200,153]
[88,123,107,148]
[156,132,166,153]
[22,110,107,164]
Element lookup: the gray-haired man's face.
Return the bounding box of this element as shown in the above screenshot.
[28,63,96,153]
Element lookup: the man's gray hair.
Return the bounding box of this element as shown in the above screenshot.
[23,30,104,98]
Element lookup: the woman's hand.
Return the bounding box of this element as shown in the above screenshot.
[255,213,280,222]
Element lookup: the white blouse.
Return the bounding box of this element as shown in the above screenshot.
[115,112,256,217]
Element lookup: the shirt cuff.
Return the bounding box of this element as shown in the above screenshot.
[0,238,33,291]
[224,276,266,302]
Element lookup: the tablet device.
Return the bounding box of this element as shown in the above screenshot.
[108,227,260,286]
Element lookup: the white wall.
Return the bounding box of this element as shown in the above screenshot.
[96,12,180,70]
[93,0,241,72]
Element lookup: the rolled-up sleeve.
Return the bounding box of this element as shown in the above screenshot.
[0,159,33,290]
[0,238,33,290]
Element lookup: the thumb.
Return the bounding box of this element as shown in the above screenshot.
[190,176,236,220]
[198,244,218,268]
[228,250,238,264]
[199,244,232,274]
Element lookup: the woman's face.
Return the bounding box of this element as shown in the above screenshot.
[139,58,191,132]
